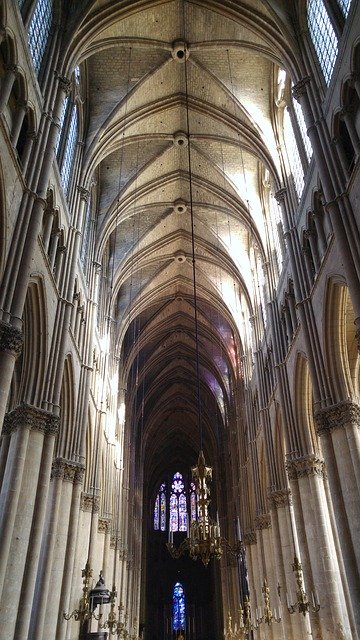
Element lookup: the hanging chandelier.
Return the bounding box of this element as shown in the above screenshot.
[166,451,223,566]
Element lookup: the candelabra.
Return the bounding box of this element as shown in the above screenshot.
[63,564,110,626]
[255,579,281,625]
[224,596,258,640]
[287,556,320,616]
[100,592,132,638]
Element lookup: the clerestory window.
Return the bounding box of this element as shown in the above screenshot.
[28,0,53,75]
[307,0,338,85]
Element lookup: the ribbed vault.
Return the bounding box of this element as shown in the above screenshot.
[69,0,298,489]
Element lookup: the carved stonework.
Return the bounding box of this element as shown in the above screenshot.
[286,454,325,480]
[98,517,111,534]
[3,403,59,436]
[74,466,85,485]
[0,321,23,358]
[315,400,360,435]
[51,457,85,483]
[243,531,256,545]
[80,492,100,513]
[254,514,272,530]
[291,76,311,102]
[267,488,292,510]
[274,188,287,205]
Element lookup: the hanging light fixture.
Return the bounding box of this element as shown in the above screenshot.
[286,555,320,615]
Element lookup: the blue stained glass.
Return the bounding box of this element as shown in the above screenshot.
[173,582,185,631]
[179,494,187,531]
[170,494,178,531]
[160,491,166,531]
[154,494,159,530]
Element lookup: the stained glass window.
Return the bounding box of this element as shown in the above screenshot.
[172,583,185,631]
[170,472,187,532]
[283,107,304,200]
[337,0,352,18]
[154,494,160,530]
[292,90,313,163]
[60,104,78,196]
[307,0,338,86]
[28,0,53,75]
[154,483,166,531]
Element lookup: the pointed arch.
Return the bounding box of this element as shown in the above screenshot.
[324,278,360,401]
[56,355,76,460]
[294,353,319,456]
[17,279,47,406]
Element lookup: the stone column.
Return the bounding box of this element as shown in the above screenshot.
[315,401,360,636]
[0,322,23,430]
[287,455,351,639]
[0,63,18,114]
[268,489,309,640]
[10,99,28,147]
[0,404,59,637]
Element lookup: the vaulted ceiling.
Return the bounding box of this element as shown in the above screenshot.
[72,0,299,483]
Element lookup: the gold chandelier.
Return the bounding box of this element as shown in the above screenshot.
[166,451,223,566]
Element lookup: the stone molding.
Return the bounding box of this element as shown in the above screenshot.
[98,517,111,534]
[254,514,272,530]
[314,400,360,435]
[0,321,23,358]
[286,454,325,480]
[267,488,292,510]
[243,531,256,545]
[80,491,100,513]
[3,403,59,436]
[51,457,85,484]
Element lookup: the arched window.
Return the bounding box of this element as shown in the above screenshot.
[292,89,313,163]
[153,474,196,531]
[170,472,187,532]
[154,483,166,531]
[283,108,304,199]
[59,103,78,196]
[172,582,185,632]
[28,0,53,75]
[307,0,338,85]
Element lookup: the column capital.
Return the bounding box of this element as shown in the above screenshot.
[54,71,71,94]
[0,321,23,358]
[51,457,85,483]
[77,185,90,201]
[98,517,112,534]
[254,513,272,530]
[243,530,256,545]
[286,454,325,480]
[3,403,59,436]
[80,491,100,513]
[267,488,292,509]
[291,76,311,102]
[314,400,360,435]
[274,187,287,204]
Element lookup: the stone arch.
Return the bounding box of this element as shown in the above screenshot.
[0,160,6,277]
[273,403,287,488]
[55,355,75,460]
[17,278,47,407]
[294,352,319,457]
[324,278,360,402]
